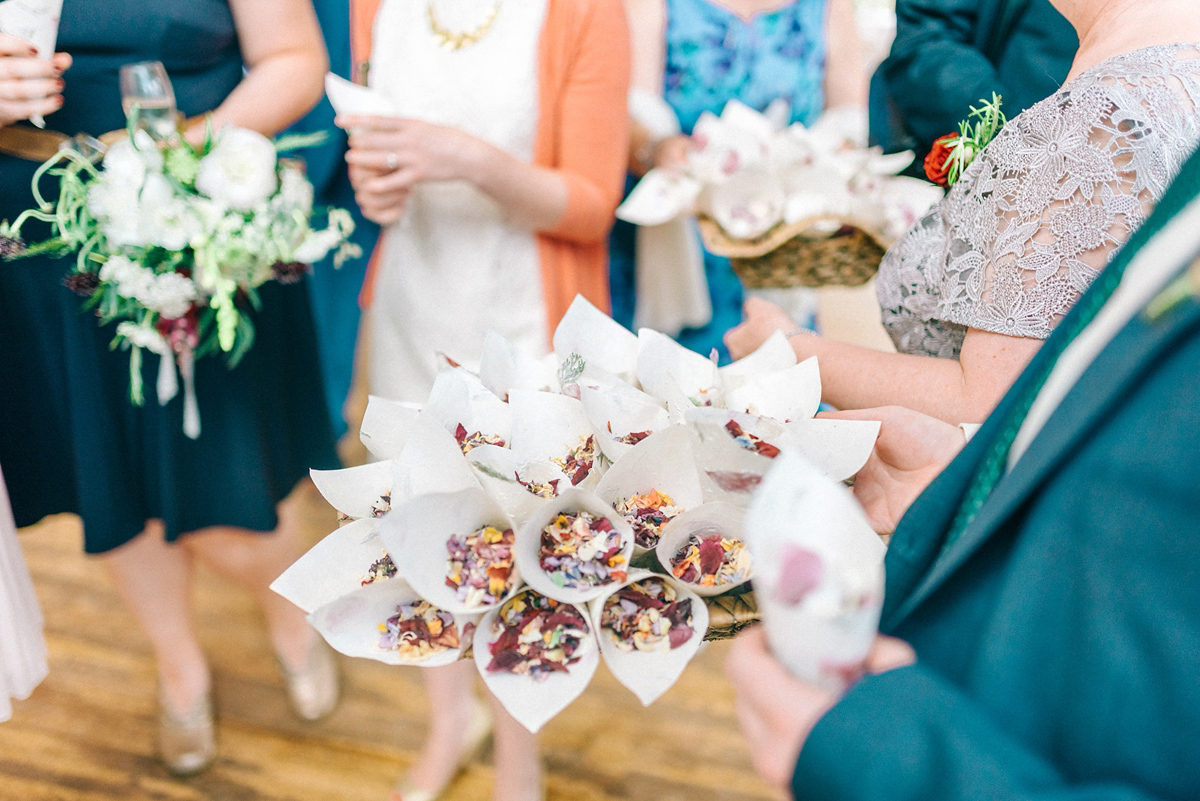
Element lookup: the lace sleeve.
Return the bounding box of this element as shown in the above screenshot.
[936,46,1200,339]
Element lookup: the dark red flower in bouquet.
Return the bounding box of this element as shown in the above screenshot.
[157,307,200,351]
[64,271,101,296]
[271,260,310,284]
[924,134,959,188]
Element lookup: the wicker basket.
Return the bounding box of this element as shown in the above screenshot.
[697,214,888,289]
[702,588,759,641]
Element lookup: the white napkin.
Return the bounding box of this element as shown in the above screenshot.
[323,72,398,117]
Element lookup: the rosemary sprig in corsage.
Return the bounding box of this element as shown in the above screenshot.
[925,93,1006,189]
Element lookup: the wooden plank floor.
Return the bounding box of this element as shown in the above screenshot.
[0,484,782,801]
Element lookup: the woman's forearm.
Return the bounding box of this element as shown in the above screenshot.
[789,329,1038,423]
[463,140,570,232]
[201,52,326,138]
[196,0,327,139]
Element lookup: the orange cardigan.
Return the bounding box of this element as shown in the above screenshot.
[350,0,632,334]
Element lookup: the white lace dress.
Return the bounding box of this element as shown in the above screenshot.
[367,0,550,402]
[0,466,47,723]
[877,44,1200,358]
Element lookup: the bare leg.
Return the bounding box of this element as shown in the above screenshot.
[487,688,542,801]
[180,505,314,667]
[98,520,209,715]
[394,660,481,798]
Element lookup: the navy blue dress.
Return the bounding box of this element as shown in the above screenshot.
[0,0,338,553]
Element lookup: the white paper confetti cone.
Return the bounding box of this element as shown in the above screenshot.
[722,356,821,423]
[686,408,789,505]
[616,168,702,227]
[594,425,704,555]
[744,450,885,693]
[423,367,512,448]
[514,487,635,604]
[359,395,423,461]
[473,588,599,733]
[270,518,388,614]
[509,389,606,491]
[579,384,670,464]
[717,331,797,395]
[784,418,881,483]
[636,328,720,407]
[389,413,482,504]
[587,569,708,706]
[552,296,640,385]
[383,487,520,616]
[478,330,558,402]
[310,460,396,520]
[655,502,752,597]
[463,445,570,525]
[308,578,477,667]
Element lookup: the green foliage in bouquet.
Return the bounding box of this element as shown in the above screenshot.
[0,120,359,410]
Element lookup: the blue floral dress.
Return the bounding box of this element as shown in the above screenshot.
[609,0,828,362]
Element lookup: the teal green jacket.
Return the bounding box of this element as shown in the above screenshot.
[791,145,1200,800]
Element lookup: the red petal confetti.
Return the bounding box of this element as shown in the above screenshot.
[377,600,460,662]
[485,590,589,681]
[670,532,752,588]
[724,420,781,458]
[600,578,695,653]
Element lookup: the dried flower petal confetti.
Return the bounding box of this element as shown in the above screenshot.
[539,511,628,589]
[370,493,393,518]
[724,420,781,458]
[517,472,560,499]
[551,435,598,486]
[670,532,752,588]
[613,489,683,549]
[455,423,507,454]
[361,551,398,586]
[377,600,460,662]
[445,524,516,608]
[605,421,651,446]
[486,590,589,680]
[600,578,694,653]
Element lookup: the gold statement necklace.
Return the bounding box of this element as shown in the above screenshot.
[426,0,504,51]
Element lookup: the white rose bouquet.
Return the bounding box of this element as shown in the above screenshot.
[0,123,359,438]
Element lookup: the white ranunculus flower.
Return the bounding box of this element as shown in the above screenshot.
[116,321,169,354]
[142,272,198,319]
[139,174,201,251]
[195,127,279,211]
[275,165,314,214]
[101,131,164,191]
[99,255,156,299]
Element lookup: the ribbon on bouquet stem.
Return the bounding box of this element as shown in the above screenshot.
[149,343,201,439]
[179,346,200,440]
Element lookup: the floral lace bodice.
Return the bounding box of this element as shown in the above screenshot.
[877,44,1200,358]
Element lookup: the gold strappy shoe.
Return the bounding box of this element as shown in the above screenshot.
[277,636,341,722]
[158,688,216,776]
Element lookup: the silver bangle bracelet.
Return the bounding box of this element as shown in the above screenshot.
[782,327,809,339]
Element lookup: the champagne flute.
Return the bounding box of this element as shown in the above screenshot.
[119,60,180,142]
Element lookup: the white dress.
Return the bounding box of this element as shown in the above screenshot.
[0,466,48,723]
[367,0,550,403]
